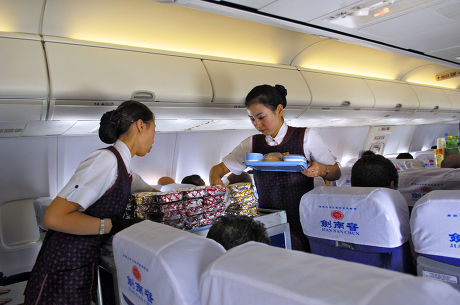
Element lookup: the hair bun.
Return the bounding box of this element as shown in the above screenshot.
[100,110,121,128]
[274,84,287,98]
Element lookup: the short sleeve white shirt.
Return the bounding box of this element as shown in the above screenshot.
[223,123,337,175]
[58,140,151,210]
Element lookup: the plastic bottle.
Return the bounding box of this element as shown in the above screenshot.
[445,135,459,157]
[435,148,444,168]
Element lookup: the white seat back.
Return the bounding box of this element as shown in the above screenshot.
[0,199,42,276]
[335,166,352,186]
[113,220,225,305]
[411,190,460,259]
[414,150,436,168]
[300,186,410,247]
[200,242,460,305]
[389,158,425,172]
[399,168,460,206]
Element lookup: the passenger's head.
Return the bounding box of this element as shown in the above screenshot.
[244,84,286,138]
[396,152,413,159]
[351,154,398,189]
[226,172,252,185]
[359,150,375,157]
[207,215,270,250]
[181,174,205,186]
[158,176,175,186]
[99,100,155,156]
[441,154,460,168]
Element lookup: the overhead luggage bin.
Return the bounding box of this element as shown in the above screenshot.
[203,60,311,119]
[365,79,419,110]
[444,89,460,111]
[0,37,48,122]
[299,70,375,109]
[0,1,44,35]
[45,41,213,120]
[410,84,452,111]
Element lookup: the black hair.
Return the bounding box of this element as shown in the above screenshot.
[181,175,205,186]
[360,150,375,157]
[99,100,154,144]
[396,152,413,159]
[351,154,399,189]
[207,215,270,250]
[244,84,287,110]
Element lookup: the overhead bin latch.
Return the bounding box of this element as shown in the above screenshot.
[131,91,156,103]
[341,101,351,107]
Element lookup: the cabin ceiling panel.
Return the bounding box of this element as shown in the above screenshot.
[42,0,322,65]
[0,0,44,35]
[359,0,460,54]
[258,0,360,23]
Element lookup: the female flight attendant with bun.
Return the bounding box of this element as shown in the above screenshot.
[24,100,156,305]
[210,84,341,251]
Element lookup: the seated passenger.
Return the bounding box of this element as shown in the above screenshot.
[181,174,205,186]
[441,154,460,168]
[158,176,175,186]
[226,171,252,185]
[396,152,414,159]
[351,154,398,189]
[207,215,270,250]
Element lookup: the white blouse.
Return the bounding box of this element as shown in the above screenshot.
[223,123,337,175]
[58,140,152,210]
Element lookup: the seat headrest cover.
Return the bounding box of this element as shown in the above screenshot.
[200,242,460,305]
[113,220,225,305]
[300,186,410,247]
[398,168,460,206]
[414,151,435,168]
[390,158,425,172]
[410,190,460,258]
[335,166,351,187]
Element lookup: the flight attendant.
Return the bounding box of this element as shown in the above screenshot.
[24,100,156,305]
[209,84,341,251]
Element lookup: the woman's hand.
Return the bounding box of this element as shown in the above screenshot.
[209,162,230,186]
[302,162,341,181]
[302,161,324,178]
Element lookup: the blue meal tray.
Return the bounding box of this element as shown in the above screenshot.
[245,161,308,172]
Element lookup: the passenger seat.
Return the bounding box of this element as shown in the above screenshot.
[300,186,413,273]
[411,190,460,291]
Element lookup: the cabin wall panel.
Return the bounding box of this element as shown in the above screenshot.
[56,134,178,190]
[314,126,370,166]
[0,137,56,204]
[173,130,256,184]
[383,125,417,156]
[409,123,458,152]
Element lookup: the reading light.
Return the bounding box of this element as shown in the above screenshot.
[324,0,438,28]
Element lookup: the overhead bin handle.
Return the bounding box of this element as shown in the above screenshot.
[131,90,156,102]
[341,101,351,107]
